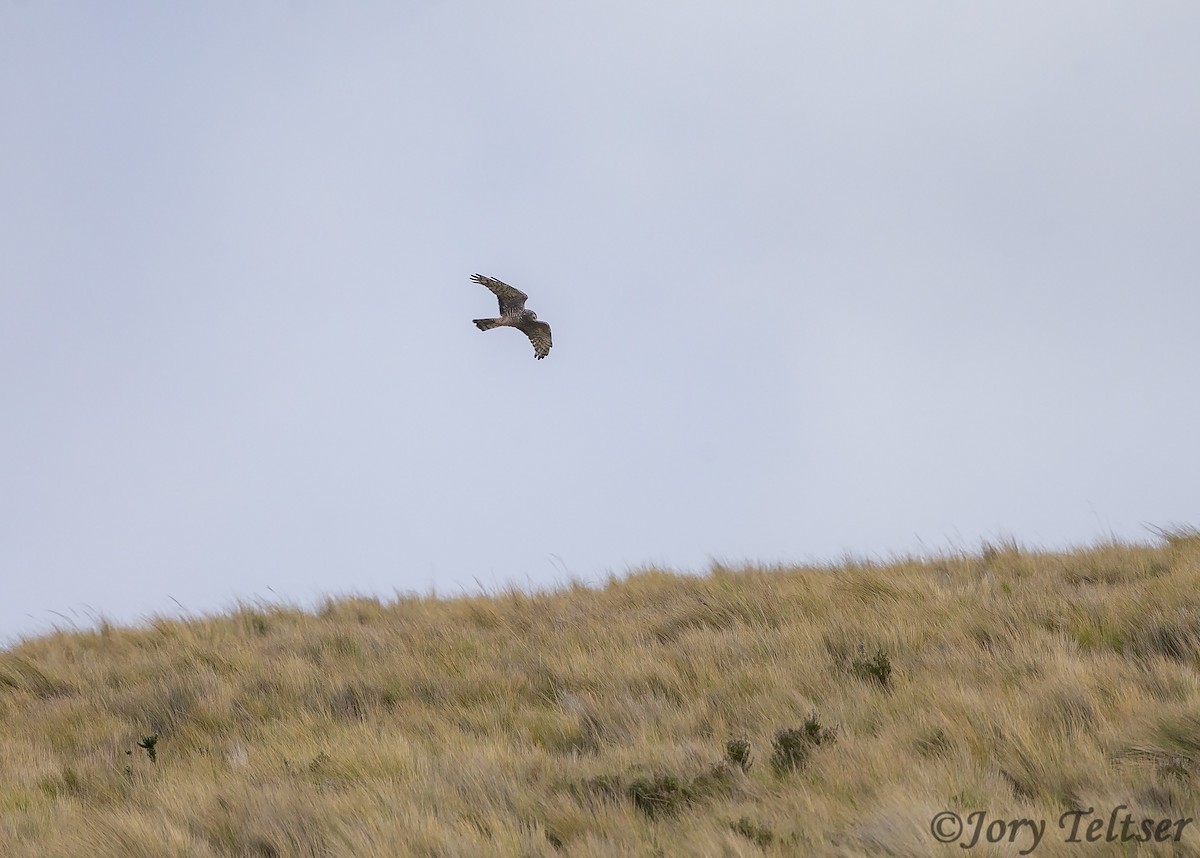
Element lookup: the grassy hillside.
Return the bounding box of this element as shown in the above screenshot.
[3,535,1200,857]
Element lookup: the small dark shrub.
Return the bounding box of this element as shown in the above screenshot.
[137,734,158,763]
[725,736,753,772]
[771,714,836,775]
[850,646,893,689]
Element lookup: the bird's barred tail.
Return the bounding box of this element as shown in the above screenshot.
[473,318,500,331]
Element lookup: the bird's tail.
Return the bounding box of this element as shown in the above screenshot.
[473,318,501,331]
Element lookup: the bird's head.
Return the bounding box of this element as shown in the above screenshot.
[527,311,538,321]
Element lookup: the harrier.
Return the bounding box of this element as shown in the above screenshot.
[469,273,552,360]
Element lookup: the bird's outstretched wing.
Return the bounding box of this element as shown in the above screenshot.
[517,319,552,360]
[470,273,528,316]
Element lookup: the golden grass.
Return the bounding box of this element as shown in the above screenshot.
[3,535,1200,856]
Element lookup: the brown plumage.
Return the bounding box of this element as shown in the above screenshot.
[469,273,552,360]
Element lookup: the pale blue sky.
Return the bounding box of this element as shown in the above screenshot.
[3,2,1198,642]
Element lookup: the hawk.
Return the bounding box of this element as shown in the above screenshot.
[469,273,552,360]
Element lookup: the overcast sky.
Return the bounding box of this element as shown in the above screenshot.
[2,3,1198,642]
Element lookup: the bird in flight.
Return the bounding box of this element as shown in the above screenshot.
[469,273,552,360]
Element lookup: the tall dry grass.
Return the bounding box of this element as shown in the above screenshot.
[2,533,1200,856]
